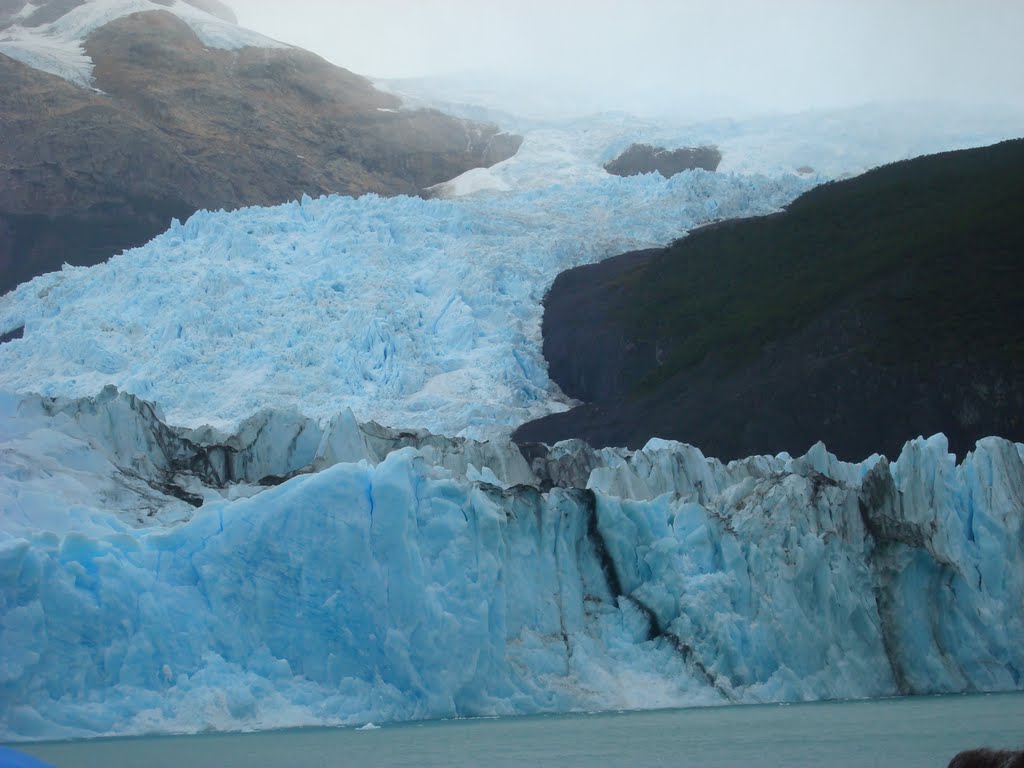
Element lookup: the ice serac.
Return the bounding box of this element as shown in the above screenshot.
[1,391,1021,741]
[859,436,1024,693]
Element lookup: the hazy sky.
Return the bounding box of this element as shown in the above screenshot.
[231,0,1024,118]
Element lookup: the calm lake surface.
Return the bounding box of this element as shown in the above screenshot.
[15,693,1024,768]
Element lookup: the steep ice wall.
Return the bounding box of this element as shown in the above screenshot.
[589,436,1024,701]
[859,438,1024,693]
[2,394,1021,741]
[0,448,721,741]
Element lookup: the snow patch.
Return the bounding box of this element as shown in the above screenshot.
[0,0,287,87]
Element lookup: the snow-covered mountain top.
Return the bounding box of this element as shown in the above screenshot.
[0,0,286,87]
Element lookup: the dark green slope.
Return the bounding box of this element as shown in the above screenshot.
[514,139,1024,460]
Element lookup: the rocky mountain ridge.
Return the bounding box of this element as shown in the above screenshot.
[0,3,521,294]
[0,0,237,29]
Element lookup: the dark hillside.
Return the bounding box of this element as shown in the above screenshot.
[515,139,1024,460]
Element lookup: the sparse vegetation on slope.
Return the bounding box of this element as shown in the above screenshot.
[627,139,1024,383]
[516,139,1024,459]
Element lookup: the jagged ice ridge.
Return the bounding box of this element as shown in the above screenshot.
[0,169,810,439]
[0,389,1022,741]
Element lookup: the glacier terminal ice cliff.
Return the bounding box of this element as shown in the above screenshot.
[3,105,1021,440]
[0,389,1021,741]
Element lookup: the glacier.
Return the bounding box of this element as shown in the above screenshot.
[3,96,1022,440]
[0,389,1022,741]
[2,105,1024,742]
[0,169,812,439]
[4,105,1023,440]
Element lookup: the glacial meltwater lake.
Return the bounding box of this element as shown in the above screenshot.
[14,693,1024,768]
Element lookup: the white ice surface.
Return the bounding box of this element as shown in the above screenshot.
[0,0,286,87]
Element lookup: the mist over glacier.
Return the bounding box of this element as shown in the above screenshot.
[233,0,1024,119]
[2,101,1023,742]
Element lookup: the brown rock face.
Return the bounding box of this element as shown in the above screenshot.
[604,143,721,178]
[0,52,200,291]
[0,10,521,294]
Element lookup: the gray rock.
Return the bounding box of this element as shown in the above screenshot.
[604,143,721,178]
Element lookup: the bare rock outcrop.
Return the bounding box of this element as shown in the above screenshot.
[604,143,721,178]
[0,9,521,293]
